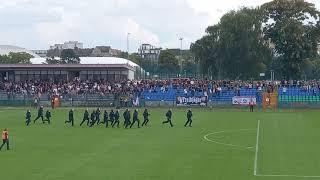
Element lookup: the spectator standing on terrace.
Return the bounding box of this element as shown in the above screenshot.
[51,96,55,109]
[249,99,254,112]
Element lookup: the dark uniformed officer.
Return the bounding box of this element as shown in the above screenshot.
[34,106,44,124]
[162,109,173,127]
[89,110,96,127]
[141,108,150,127]
[80,109,90,126]
[112,110,120,128]
[123,109,131,128]
[25,110,31,126]
[44,110,51,124]
[184,109,193,127]
[96,108,101,125]
[65,109,74,126]
[130,109,140,128]
[102,110,109,127]
[109,110,116,127]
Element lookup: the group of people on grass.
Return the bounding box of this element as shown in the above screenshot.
[26,106,194,129]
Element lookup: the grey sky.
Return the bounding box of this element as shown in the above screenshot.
[0,0,319,51]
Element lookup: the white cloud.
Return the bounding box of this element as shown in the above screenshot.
[0,0,318,51]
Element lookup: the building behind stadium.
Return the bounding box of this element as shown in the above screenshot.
[0,45,144,81]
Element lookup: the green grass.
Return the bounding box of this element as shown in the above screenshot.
[1,108,320,180]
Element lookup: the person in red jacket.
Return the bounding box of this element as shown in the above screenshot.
[0,128,9,151]
[249,98,254,112]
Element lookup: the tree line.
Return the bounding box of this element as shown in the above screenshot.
[191,0,320,80]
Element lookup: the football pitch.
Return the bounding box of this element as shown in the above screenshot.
[1,108,320,180]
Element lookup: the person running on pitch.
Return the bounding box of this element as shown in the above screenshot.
[123,109,131,128]
[34,105,44,124]
[130,109,140,128]
[65,109,74,126]
[44,110,51,124]
[80,109,90,126]
[96,108,101,125]
[89,110,96,127]
[25,110,31,126]
[141,108,150,127]
[162,109,173,127]
[184,109,193,127]
[112,110,120,128]
[0,128,9,151]
[109,109,116,127]
[102,110,109,127]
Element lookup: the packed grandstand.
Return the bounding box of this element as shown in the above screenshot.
[0,79,319,108]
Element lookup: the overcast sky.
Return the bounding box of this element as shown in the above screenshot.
[0,0,319,51]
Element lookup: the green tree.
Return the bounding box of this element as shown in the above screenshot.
[61,49,80,64]
[129,53,141,65]
[0,52,32,64]
[261,0,320,79]
[191,8,272,79]
[46,49,80,64]
[158,50,179,73]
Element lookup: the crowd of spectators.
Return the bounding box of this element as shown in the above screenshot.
[1,79,320,99]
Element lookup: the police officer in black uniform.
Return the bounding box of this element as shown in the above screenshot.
[130,109,140,128]
[102,110,109,127]
[34,106,44,124]
[184,109,193,127]
[162,109,173,127]
[89,110,96,127]
[96,108,101,125]
[123,109,131,128]
[80,109,90,126]
[44,110,51,124]
[109,109,116,127]
[25,110,31,126]
[141,108,150,127]
[112,110,120,128]
[65,109,74,126]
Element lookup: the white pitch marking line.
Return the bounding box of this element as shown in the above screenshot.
[253,120,260,176]
[256,174,320,178]
[203,129,256,151]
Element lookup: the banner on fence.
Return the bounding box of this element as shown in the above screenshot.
[232,96,256,105]
[176,96,207,106]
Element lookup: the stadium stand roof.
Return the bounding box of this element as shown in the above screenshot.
[30,57,140,68]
